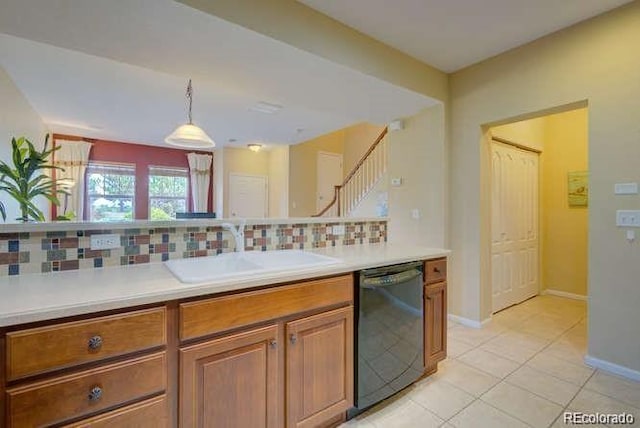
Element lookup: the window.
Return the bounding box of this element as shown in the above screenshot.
[148,166,189,220]
[86,162,136,222]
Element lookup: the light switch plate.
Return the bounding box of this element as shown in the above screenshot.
[616,210,640,227]
[614,183,638,195]
[90,234,121,250]
[391,177,402,187]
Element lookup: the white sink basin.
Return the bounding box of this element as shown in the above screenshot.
[164,250,340,284]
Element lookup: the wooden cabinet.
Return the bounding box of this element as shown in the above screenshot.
[424,281,447,367]
[62,394,168,428]
[424,259,447,285]
[179,275,353,341]
[2,306,168,428]
[0,263,451,427]
[6,307,166,380]
[424,258,448,370]
[179,275,354,428]
[286,306,353,428]
[179,324,280,428]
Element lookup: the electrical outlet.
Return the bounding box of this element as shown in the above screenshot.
[616,210,640,227]
[332,225,346,235]
[90,234,121,250]
[411,209,420,219]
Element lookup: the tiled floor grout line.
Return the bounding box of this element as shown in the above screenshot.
[476,397,537,427]
[549,370,598,428]
[443,309,591,427]
[578,374,640,412]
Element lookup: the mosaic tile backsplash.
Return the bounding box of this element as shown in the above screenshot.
[0,221,387,277]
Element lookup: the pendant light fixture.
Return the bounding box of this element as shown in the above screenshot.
[165,79,215,148]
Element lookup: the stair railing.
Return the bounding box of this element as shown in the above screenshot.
[314,127,388,217]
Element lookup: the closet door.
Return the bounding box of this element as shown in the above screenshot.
[491,141,539,312]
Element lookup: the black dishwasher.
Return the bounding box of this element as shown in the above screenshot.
[349,261,424,418]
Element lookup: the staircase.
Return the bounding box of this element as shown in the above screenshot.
[314,127,388,217]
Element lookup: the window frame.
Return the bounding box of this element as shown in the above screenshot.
[85,161,137,222]
[147,165,190,220]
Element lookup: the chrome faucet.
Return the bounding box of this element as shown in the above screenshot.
[221,219,246,252]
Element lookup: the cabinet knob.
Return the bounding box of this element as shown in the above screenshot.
[88,386,103,402]
[290,334,297,345]
[269,339,277,349]
[88,335,103,351]
[433,267,440,274]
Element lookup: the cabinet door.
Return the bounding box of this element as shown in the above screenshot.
[424,282,447,368]
[286,306,353,428]
[180,324,279,428]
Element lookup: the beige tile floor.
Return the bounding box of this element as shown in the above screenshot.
[342,295,640,428]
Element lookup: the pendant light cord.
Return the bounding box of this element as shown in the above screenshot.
[186,79,193,124]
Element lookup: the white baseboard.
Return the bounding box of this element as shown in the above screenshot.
[542,289,587,301]
[448,314,491,329]
[584,355,640,382]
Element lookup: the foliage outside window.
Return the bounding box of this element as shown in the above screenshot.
[86,162,135,222]
[148,166,188,220]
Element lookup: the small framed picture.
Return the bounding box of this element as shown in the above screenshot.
[568,171,588,207]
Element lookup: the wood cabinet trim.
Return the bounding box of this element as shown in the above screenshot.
[424,281,447,367]
[286,306,354,428]
[424,258,447,284]
[61,394,168,428]
[0,334,6,428]
[180,324,279,428]
[6,307,167,381]
[6,351,167,428]
[179,274,353,341]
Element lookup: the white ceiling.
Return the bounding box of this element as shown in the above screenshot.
[299,0,634,72]
[0,0,438,150]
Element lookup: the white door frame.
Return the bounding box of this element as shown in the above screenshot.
[228,173,268,218]
[316,151,343,213]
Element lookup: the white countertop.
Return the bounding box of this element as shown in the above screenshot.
[0,216,388,233]
[0,243,449,327]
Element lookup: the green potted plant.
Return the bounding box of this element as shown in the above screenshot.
[0,135,66,222]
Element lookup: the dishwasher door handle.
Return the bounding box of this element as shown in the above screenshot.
[361,269,422,288]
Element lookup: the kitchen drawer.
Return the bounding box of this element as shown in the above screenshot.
[180,274,353,341]
[6,352,166,428]
[6,307,166,380]
[62,394,168,428]
[424,258,447,284]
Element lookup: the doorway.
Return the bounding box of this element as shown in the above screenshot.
[488,106,588,314]
[316,151,343,213]
[228,173,268,218]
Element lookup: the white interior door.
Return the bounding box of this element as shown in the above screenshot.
[228,174,268,218]
[317,152,343,212]
[491,141,539,312]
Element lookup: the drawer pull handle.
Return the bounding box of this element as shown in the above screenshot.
[88,386,103,402]
[269,339,277,349]
[290,334,297,345]
[88,335,103,351]
[433,267,440,274]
